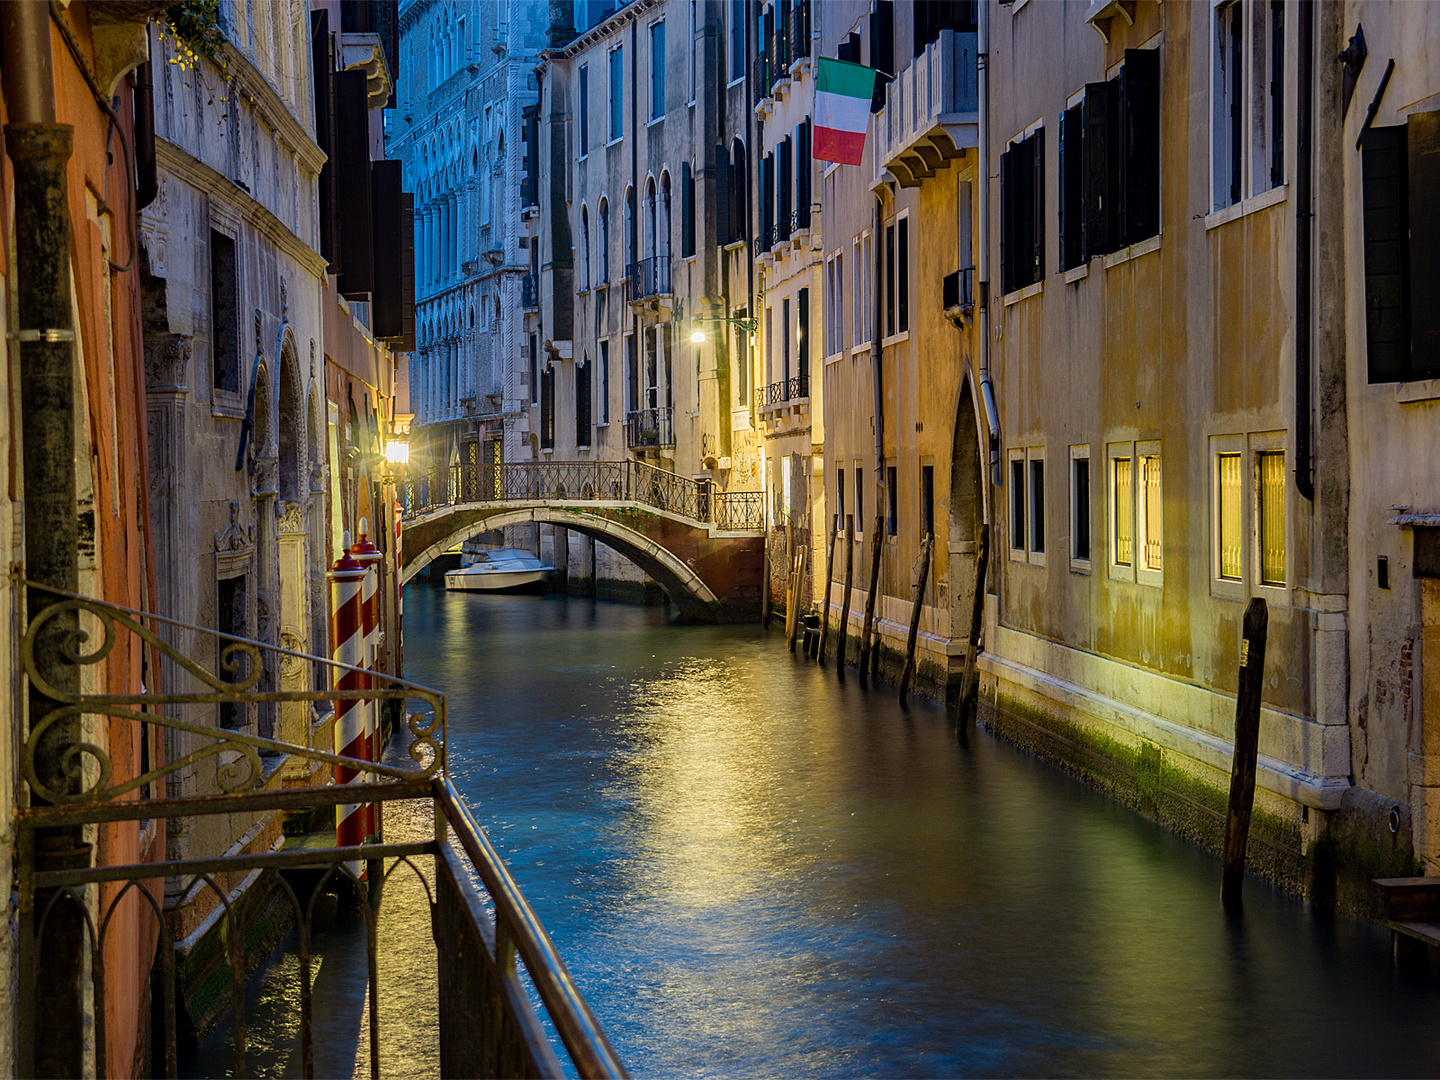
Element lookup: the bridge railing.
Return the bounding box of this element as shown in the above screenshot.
[402,460,764,532]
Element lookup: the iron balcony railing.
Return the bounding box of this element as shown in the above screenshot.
[401,458,765,532]
[790,1,810,63]
[756,374,810,409]
[624,406,674,449]
[16,584,628,1080]
[521,273,538,309]
[623,256,672,303]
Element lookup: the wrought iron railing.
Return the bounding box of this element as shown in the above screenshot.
[756,374,810,409]
[521,273,538,309]
[790,1,810,62]
[16,584,627,1080]
[624,406,674,449]
[400,459,765,532]
[623,256,672,303]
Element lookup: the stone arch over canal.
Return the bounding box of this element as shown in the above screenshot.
[399,504,764,622]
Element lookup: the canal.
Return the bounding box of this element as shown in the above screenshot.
[203,587,1440,1077]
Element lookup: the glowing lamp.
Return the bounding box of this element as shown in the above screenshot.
[385,439,410,465]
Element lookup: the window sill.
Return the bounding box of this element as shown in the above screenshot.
[1028,551,1048,569]
[1069,557,1092,575]
[1205,184,1288,230]
[1137,567,1163,589]
[1063,263,1089,285]
[726,76,744,90]
[1101,232,1161,270]
[1003,280,1043,306]
[605,136,623,149]
[213,402,247,421]
[578,152,588,162]
[1397,377,1440,403]
[882,331,911,347]
[646,114,665,128]
[1211,576,1246,602]
[849,342,873,359]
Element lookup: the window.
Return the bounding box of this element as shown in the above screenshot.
[855,468,864,530]
[897,216,908,333]
[920,465,935,537]
[1113,455,1133,567]
[660,173,672,259]
[886,466,898,537]
[885,222,896,336]
[1217,452,1243,580]
[600,340,611,424]
[681,161,696,257]
[1212,1,1284,209]
[826,257,836,356]
[577,356,592,446]
[1000,128,1045,293]
[581,206,591,289]
[853,232,872,344]
[540,366,555,449]
[1258,450,1285,585]
[1362,112,1440,382]
[1029,458,1045,554]
[778,136,792,241]
[579,64,590,152]
[781,297,791,384]
[529,334,539,404]
[598,200,610,283]
[650,20,666,121]
[1138,452,1162,575]
[1059,101,1085,271]
[690,1,697,102]
[797,287,809,388]
[1071,451,1091,563]
[626,333,639,414]
[1010,456,1026,554]
[609,46,624,141]
[729,0,746,82]
[217,573,247,729]
[837,467,846,526]
[210,230,238,392]
[796,118,812,230]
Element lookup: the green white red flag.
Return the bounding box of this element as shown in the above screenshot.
[813,57,876,166]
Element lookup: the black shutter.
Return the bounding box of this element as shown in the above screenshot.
[870,0,893,112]
[797,120,811,229]
[914,0,930,57]
[399,192,415,351]
[1031,128,1045,285]
[681,161,695,257]
[1269,1,1285,187]
[336,70,373,298]
[371,159,403,340]
[1000,145,1013,294]
[1120,49,1160,246]
[756,7,767,89]
[714,144,731,246]
[798,287,810,384]
[1409,111,1440,377]
[1083,80,1116,259]
[311,10,339,269]
[779,136,792,240]
[1361,125,1409,383]
[1059,103,1083,270]
[839,32,858,62]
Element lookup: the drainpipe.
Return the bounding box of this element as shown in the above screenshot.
[976,0,1000,484]
[1294,0,1314,501]
[133,59,157,210]
[2,2,87,1074]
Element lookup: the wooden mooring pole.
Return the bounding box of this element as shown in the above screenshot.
[1221,597,1269,908]
[956,524,990,715]
[817,514,838,667]
[788,522,810,653]
[898,533,933,705]
[859,512,884,683]
[760,525,771,628]
[836,515,855,678]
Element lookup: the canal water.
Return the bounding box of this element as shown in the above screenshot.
[201,587,1440,1077]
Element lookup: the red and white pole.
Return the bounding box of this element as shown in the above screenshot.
[352,518,382,838]
[328,536,368,866]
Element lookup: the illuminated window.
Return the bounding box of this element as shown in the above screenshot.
[1113,456,1133,567]
[1138,454,1162,572]
[1217,452,1243,580]
[1258,450,1285,585]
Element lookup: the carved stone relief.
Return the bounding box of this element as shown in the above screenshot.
[143,333,191,390]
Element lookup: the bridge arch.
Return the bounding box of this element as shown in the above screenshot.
[400,506,722,620]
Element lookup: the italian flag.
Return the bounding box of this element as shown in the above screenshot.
[814,57,877,166]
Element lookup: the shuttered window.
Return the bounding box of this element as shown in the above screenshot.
[1113,457,1133,567]
[797,287,810,386]
[609,46,623,141]
[1408,111,1440,378]
[1120,49,1160,246]
[680,162,695,257]
[1059,103,1084,271]
[1083,79,1118,258]
[1000,129,1044,293]
[778,136,793,241]
[576,358,592,447]
[897,216,909,333]
[715,143,731,247]
[1217,453,1242,580]
[578,64,589,152]
[1258,451,1285,586]
[796,119,812,230]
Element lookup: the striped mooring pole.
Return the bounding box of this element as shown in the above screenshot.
[328,535,368,865]
[352,517,382,839]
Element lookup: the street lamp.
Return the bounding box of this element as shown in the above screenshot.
[385,439,410,465]
[688,314,759,343]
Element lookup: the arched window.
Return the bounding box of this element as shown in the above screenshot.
[659,172,672,261]
[576,355,592,447]
[644,177,657,262]
[598,199,610,284]
[581,205,591,289]
[624,187,636,273]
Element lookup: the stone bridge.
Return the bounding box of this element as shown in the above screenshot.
[398,462,766,622]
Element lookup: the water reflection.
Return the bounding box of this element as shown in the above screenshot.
[201,589,1440,1078]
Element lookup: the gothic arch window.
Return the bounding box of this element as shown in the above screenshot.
[624,186,636,271]
[659,171,672,260]
[644,176,657,262]
[581,204,591,289]
[598,198,610,284]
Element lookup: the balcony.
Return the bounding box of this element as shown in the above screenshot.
[625,406,675,450]
[872,29,979,189]
[623,256,673,308]
[521,273,538,310]
[756,374,810,410]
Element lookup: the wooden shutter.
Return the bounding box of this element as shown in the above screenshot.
[370,159,404,340]
[310,10,339,269]
[797,286,810,384]
[1031,128,1045,286]
[681,161,695,257]
[797,120,811,229]
[715,144,731,246]
[1361,125,1409,382]
[1083,80,1117,259]
[399,193,415,351]
[1409,111,1440,377]
[870,1,893,112]
[335,69,373,298]
[1120,49,1160,246]
[779,136,792,240]
[1060,104,1083,270]
[999,145,1014,294]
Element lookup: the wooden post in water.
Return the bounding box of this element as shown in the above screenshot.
[760,527,771,628]
[859,512,885,682]
[1221,597,1269,908]
[898,534,933,705]
[836,516,855,677]
[788,524,810,653]
[957,524,991,715]
[817,514,838,667]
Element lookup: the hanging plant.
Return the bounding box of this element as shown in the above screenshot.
[160,0,227,76]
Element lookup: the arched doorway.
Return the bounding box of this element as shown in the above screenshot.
[949,377,986,648]
[275,342,311,750]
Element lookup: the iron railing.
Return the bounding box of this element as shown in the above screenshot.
[623,256,672,303]
[624,406,674,449]
[521,274,538,309]
[756,374,810,409]
[790,0,810,63]
[16,584,627,1080]
[401,459,765,532]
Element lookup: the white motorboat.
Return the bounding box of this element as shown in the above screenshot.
[443,548,556,592]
